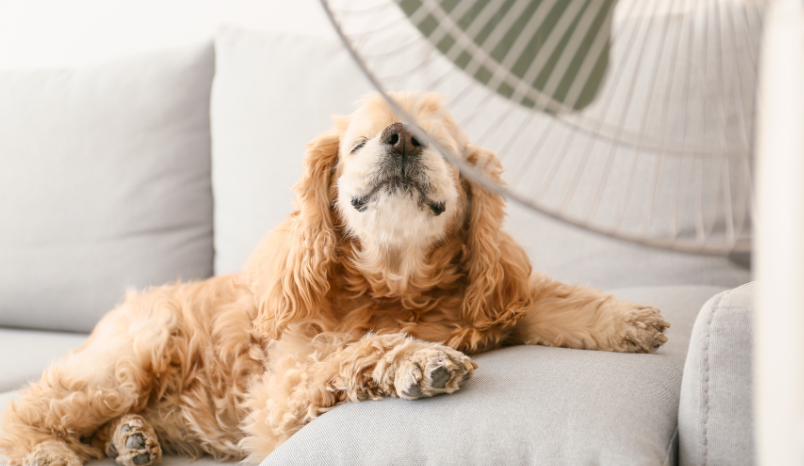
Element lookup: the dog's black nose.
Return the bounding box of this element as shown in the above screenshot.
[381,122,424,158]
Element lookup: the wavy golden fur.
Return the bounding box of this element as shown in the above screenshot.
[0,92,669,466]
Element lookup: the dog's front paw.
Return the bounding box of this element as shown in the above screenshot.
[105,415,162,466]
[618,304,670,353]
[395,345,477,399]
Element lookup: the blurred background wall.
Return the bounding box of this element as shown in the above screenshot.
[0,0,335,68]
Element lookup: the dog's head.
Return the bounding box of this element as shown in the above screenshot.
[249,92,532,343]
[335,92,468,258]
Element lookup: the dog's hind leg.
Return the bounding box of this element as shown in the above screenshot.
[239,332,477,462]
[0,303,164,466]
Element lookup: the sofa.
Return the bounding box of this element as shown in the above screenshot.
[0,26,755,465]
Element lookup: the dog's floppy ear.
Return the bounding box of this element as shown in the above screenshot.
[460,145,533,333]
[247,125,343,339]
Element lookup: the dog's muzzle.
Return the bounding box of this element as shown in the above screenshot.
[378,123,427,186]
[350,123,445,216]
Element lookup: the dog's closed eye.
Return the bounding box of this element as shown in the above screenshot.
[351,140,367,154]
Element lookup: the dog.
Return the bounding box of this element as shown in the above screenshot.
[0,92,669,466]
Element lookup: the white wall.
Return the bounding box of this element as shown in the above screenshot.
[0,0,337,69]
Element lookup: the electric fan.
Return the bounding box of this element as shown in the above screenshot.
[320,0,766,254]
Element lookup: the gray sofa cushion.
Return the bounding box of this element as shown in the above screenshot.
[679,282,754,466]
[0,328,87,392]
[0,42,215,333]
[263,286,723,466]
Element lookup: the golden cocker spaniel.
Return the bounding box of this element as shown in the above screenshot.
[0,92,669,466]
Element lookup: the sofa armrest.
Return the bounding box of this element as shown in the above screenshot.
[679,283,754,466]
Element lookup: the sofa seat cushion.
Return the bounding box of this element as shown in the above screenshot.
[263,286,723,466]
[0,328,87,393]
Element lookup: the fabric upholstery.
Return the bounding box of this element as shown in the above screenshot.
[0,42,215,333]
[263,286,723,466]
[0,328,87,393]
[679,282,755,466]
[211,27,372,275]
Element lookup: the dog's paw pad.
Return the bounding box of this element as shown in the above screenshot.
[132,453,152,465]
[126,434,145,450]
[402,383,424,398]
[107,415,162,466]
[397,345,477,399]
[430,366,450,389]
